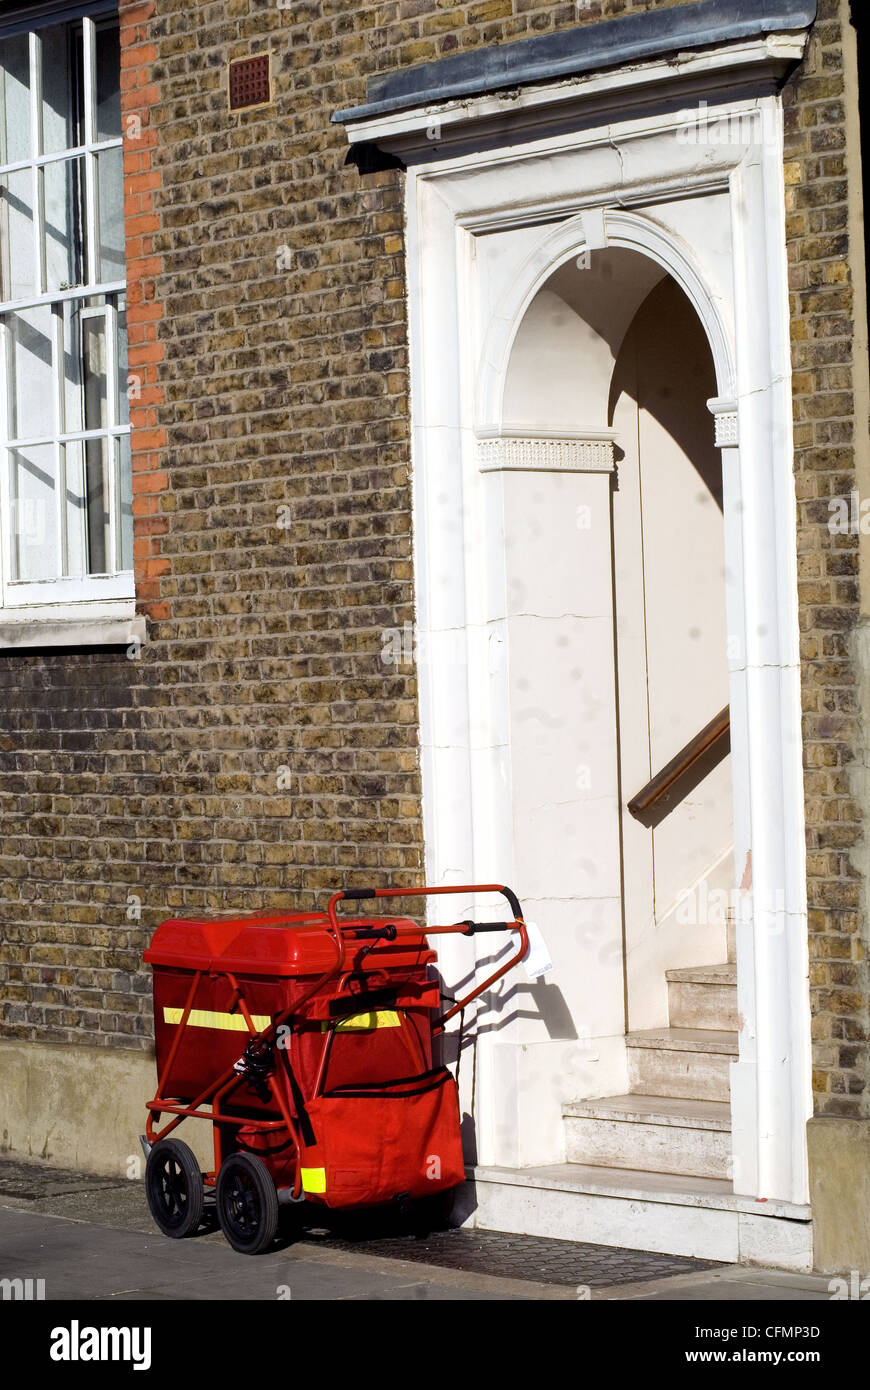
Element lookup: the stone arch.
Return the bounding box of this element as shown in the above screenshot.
[475,207,736,437]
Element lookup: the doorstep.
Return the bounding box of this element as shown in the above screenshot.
[459,1164,813,1271]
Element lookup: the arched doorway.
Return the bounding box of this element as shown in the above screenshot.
[501,248,733,1052]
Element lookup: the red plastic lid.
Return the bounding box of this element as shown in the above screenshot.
[144,912,432,977]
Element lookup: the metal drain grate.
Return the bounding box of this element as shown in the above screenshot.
[299,1224,725,1289]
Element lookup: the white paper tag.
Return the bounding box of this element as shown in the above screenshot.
[522,920,554,979]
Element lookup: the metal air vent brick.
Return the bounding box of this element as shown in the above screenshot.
[229,55,270,111]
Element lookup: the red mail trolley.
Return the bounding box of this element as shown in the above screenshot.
[143,883,528,1253]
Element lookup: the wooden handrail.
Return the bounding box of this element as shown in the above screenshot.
[628,706,730,818]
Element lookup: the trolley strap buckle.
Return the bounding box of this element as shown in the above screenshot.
[233,1036,275,1083]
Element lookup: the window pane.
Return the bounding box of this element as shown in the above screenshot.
[117,297,129,426]
[83,433,109,573]
[64,434,108,577]
[0,33,30,165]
[62,297,125,432]
[96,147,123,281]
[59,428,111,578]
[6,304,54,439]
[63,437,86,576]
[82,310,107,426]
[117,433,132,570]
[9,443,57,581]
[96,24,121,142]
[42,22,83,156]
[81,315,117,574]
[0,167,36,301]
[60,299,83,434]
[43,155,85,291]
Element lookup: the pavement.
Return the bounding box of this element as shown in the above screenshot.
[0,1156,840,1303]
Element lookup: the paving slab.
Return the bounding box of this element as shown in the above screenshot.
[597,1266,836,1301]
[0,1155,842,1303]
[0,1206,553,1301]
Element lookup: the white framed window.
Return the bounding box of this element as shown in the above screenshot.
[0,4,135,644]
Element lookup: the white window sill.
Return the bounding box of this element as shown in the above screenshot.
[0,599,145,650]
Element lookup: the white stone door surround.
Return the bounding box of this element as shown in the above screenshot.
[343,37,814,1206]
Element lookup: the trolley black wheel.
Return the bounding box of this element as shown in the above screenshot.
[145,1138,204,1239]
[216,1153,279,1255]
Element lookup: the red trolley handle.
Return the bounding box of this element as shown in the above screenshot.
[326,882,529,1030]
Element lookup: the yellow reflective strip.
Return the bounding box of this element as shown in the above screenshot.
[163,1007,271,1032]
[320,1010,402,1033]
[301,1167,326,1194]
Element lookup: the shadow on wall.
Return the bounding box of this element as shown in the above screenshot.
[608,274,722,509]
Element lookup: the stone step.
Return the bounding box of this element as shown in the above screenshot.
[626,1027,737,1102]
[666,962,738,1030]
[463,1163,813,1268]
[564,1094,732,1180]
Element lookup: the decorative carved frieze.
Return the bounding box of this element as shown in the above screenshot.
[477,434,616,473]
